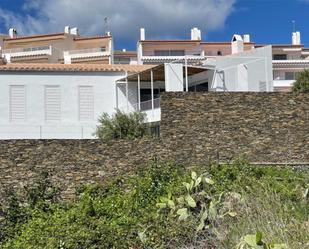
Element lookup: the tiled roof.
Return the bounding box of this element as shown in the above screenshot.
[0,63,156,73]
[3,33,65,41]
[74,35,111,41]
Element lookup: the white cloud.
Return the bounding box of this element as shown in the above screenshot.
[0,0,236,46]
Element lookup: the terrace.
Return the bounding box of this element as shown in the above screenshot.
[2,45,52,62]
[63,47,111,64]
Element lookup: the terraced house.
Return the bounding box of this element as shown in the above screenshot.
[0,26,308,139]
[0,26,113,64]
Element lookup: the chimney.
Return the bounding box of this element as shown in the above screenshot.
[64,26,71,34]
[231,34,244,54]
[292,31,301,45]
[140,28,145,41]
[191,27,201,40]
[296,31,301,45]
[70,27,79,36]
[243,34,250,43]
[9,28,17,38]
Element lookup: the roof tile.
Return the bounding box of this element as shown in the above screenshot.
[0,63,156,73]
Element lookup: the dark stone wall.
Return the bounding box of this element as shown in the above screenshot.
[160,92,309,163]
[0,92,308,199]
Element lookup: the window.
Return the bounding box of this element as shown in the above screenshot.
[45,86,61,122]
[170,50,185,56]
[78,86,94,121]
[285,72,296,80]
[10,85,26,122]
[154,50,169,56]
[154,50,185,56]
[273,54,287,60]
[217,51,222,56]
[114,57,131,64]
[189,82,209,92]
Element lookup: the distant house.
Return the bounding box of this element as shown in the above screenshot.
[137,28,309,92]
[0,27,113,64]
[1,26,308,139]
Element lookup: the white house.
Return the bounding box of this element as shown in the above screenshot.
[117,45,273,109]
[0,44,274,139]
[0,63,153,139]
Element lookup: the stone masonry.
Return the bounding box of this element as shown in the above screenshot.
[0,92,308,199]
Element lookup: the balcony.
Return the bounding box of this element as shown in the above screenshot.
[64,47,111,64]
[2,46,52,62]
[121,98,161,123]
[141,50,208,64]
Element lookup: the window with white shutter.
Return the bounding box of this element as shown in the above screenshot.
[45,86,61,122]
[10,85,26,122]
[78,86,94,121]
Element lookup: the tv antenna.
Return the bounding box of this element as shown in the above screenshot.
[104,17,109,34]
[292,20,296,32]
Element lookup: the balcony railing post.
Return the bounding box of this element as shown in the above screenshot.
[126,71,129,112]
[150,70,154,116]
[137,74,141,111]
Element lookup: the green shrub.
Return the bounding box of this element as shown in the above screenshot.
[94,109,148,141]
[292,69,309,93]
[1,161,308,249]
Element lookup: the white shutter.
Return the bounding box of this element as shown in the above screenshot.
[10,85,26,122]
[79,86,94,121]
[45,86,61,122]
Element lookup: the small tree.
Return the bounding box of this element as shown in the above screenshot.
[292,69,309,94]
[95,110,148,141]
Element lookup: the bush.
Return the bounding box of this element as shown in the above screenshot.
[94,109,149,141]
[292,69,309,93]
[1,161,308,249]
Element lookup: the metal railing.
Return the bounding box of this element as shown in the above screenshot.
[3,46,51,54]
[142,50,204,57]
[67,47,107,55]
[131,98,161,112]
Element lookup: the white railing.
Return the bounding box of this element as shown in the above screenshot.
[142,50,204,57]
[130,98,161,112]
[3,46,51,55]
[67,47,107,55]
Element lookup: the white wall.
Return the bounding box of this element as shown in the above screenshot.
[207,46,273,92]
[0,71,126,139]
[164,63,184,91]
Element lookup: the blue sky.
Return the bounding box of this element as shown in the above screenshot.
[0,0,308,50]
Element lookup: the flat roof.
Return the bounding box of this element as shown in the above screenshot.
[0,63,155,73]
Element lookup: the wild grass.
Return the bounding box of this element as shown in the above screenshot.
[0,161,308,249]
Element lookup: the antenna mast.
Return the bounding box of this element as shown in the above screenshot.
[292,20,296,32]
[104,17,109,34]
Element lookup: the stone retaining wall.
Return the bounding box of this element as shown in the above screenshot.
[0,92,308,199]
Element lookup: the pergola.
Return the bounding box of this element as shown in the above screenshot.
[116,63,208,112]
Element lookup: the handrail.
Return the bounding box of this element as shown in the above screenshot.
[67,47,107,55]
[3,45,51,54]
[132,98,161,112]
[120,98,161,112]
[142,50,204,57]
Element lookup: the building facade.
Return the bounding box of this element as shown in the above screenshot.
[0,27,113,64]
[0,63,153,139]
[136,28,309,92]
